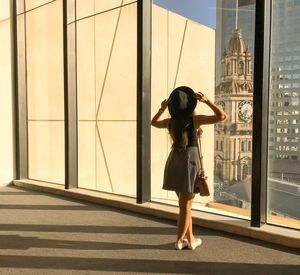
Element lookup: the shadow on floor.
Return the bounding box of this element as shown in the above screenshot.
[0,224,177,235]
[0,234,173,251]
[0,255,299,275]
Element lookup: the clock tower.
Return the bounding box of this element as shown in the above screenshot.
[215,28,253,183]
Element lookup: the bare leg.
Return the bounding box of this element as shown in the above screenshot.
[176,192,194,241]
[176,192,195,244]
[187,215,196,243]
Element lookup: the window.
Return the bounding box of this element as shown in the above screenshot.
[25,1,65,184]
[241,141,245,152]
[227,62,231,75]
[152,0,255,220]
[76,1,137,195]
[268,0,300,229]
[239,61,244,74]
[291,146,298,152]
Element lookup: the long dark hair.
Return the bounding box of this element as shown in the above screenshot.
[168,118,191,151]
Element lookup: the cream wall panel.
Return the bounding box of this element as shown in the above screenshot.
[0,0,9,20]
[25,0,54,11]
[151,129,169,200]
[28,121,64,184]
[95,0,121,14]
[78,122,96,189]
[151,5,169,200]
[151,5,215,203]
[95,0,135,14]
[96,128,113,193]
[123,0,136,5]
[176,21,215,93]
[26,0,64,120]
[94,8,119,117]
[177,21,215,202]
[169,20,215,203]
[0,19,14,186]
[76,0,94,19]
[97,122,136,197]
[151,5,168,104]
[77,17,96,120]
[97,4,137,120]
[167,10,187,90]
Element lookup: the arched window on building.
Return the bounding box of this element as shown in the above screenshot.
[241,141,245,152]
[227,62,231,75]
[248,141,252,152]
[238,61,244,75]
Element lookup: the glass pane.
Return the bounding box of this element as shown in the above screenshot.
[76,1,137,197]
[151,0,255,219]
[0,1,14,185]
[26,0,65,184]
[268,0,300,230]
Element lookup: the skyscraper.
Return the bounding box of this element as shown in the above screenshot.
[268,0,300,183]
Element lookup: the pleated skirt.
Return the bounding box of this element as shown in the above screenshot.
[163,146,200,193]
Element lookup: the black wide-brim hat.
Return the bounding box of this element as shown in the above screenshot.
[168,86,197,119]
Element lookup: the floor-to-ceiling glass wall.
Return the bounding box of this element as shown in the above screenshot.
[151,0,255,219]
[23,0,65,184]
[75,0,137,196]
[268,0,300,230]
[0,0,14,186]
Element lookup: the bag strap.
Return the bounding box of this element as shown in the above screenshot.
[191,118,204,172]
[196,130,204,172]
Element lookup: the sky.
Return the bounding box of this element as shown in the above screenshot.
[153,0,217,29]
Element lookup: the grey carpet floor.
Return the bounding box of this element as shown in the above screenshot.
[0,185,299,275]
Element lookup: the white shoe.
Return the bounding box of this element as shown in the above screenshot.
[174,240,188,250]
[188,238,202,250]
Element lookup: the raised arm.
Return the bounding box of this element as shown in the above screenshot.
[193,91,227,128]
[151,99,170,129]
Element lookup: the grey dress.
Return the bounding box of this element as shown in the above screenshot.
[163,118,200,193]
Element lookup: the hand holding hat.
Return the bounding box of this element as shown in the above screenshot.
[195,91,209,103]
[160,99,168,110]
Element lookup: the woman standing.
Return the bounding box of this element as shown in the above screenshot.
[151,86,227,250]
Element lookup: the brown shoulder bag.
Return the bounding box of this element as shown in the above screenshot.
[195,132,210,196]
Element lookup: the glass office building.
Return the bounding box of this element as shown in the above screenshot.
[214,0,300,226]
[268,0,300,224]
[0,0,299,239]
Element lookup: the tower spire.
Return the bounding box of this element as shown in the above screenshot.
[235,0,239,29]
